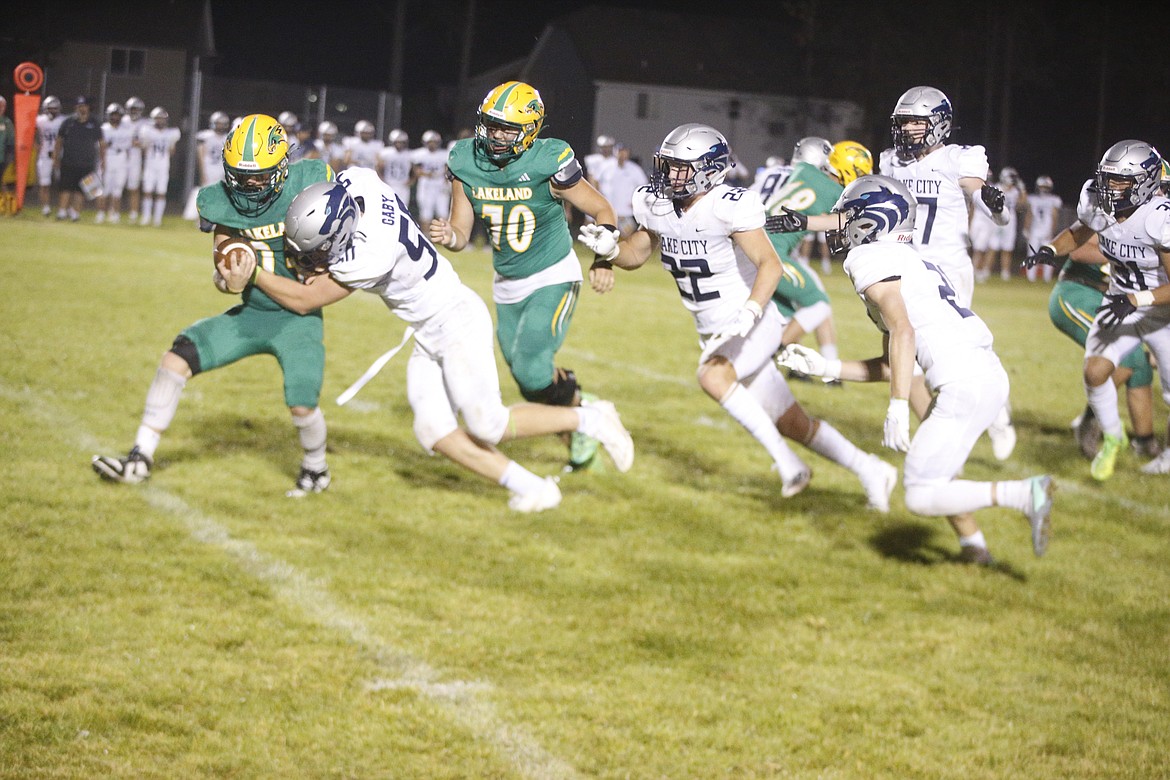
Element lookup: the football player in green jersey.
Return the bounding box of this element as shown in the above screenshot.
[92,114,337,496]
[430,81,621,472]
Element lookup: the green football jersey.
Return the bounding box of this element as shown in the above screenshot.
[763,162,843,260]
[1058,257,1109,291]
[196,158,333,312]
[447,137,577,279]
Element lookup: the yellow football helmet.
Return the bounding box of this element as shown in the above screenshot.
[1161,158,1170,196]
[222,113,290,216]
[828,140,874,186]
[474,81,545,163]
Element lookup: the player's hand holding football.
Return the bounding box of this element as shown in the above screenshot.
[215,240,257,294]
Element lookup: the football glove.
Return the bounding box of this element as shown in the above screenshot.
[764,207,808,233]
[1096,293,1135,329]
[714,300,763,340]
[883,398,911,452]
[1021,245,1058,270]
[980,184,1005,213]
[577,223,621,262]
[775,343,842,380]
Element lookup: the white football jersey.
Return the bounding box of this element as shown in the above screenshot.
[195,128,227,183]
[126,116,150,157]
[584,152,615,182]
[632,183,765,335]
[1077,179,1170,295]
[844,241,995,390]
[1026,191,1063,241]
[138,125,181,161]
[411,146,449,187]
[344,136,383,169]
[879,144,990,261]
[36,114,66,160]
[377,146,414,189]
[327,167,464,326]
[101,120,136,157]
[749,163,793,203]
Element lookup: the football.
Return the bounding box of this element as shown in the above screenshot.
[217,239,256,266]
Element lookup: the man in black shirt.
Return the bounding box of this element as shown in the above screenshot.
[53,96,102,221]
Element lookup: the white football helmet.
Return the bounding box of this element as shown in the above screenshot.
[209,111,230,132]
[890,86,953,160]
[764,155,785,168]
[284,181,361,276]
[825,174,917,254]
[650,123,734,201]
[278,111,299,131]
[1095,140,1162,215]
[317,121,338,140]
[791,136,833,175]
[125,96,145,117]
[998,167,1019,186]
[422,129,441,146]
[354,120,375,139]
[1035,175,1054,191]
[43,95,61,116]
[596,134,615,149]
[105,102,124,120]
[149,106,168,125]
[388,128,409,146]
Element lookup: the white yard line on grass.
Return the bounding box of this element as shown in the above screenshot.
[4,383,580,780]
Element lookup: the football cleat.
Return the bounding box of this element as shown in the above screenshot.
[286,466,331,498]
[566,392,603,472]
[775,464,813,498]
[1025,475,1054,557]
[1140,448,1170,475]
[92,446,152,484]
[1090,432,1127,481]
[987,414,1017,462]
[1131,434,1163,460]
[958,544,995,566]
[860,457,898,513]
[508,476,562,513]
[581,398,634,473]
[1075,405,1103,459]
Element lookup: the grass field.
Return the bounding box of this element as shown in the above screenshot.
[2,211,1168,779]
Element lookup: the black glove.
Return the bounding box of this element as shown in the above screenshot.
[1096,293,1136,329]
[1022,245,1058,270]
[764,207,808,233]
[980,184,1005,214]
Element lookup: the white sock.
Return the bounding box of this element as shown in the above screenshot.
[720,382,805,479]
[292,408,328,471]
[959,530,987,549]
[905,480,994,516]
[138,367,187,452]
[994,479,1040,514]
[153,198,166,223]
[574,405,602,437]
[498,460,545,494]
[134,425,163,460]
[807,420,865,473]
[1085,380,1123,438]
[140,197,153,221]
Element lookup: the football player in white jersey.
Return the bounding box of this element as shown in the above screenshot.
[579,123,898,510]
[313,121,346,171]
[136,107,181,226]
[988,167,1027,281]
[123,97,148,222]
[97,103,136,223]
[584,134,616,189]
[183,111,230,220]
[778,175,1054,565]
[1023,175,1063,282]
[377,129,415,207]
[1023,140,1170,479]
[411,130,450,223]
[878,86,1018,461]
[35,96,66,216]
[342,120,382,170]
[231,170,634,512]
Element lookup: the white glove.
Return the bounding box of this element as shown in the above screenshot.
[716,300,763,339]
[577,223,621,262]
[775,343,841,379]
[883,398,911,452]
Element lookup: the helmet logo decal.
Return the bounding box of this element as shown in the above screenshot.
[845,186,912,235]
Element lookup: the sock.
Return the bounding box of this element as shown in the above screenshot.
[498,460,546,494]
[141,197,153,221]
[905,480,994,516]
[807,420,865,473]
[574,404,601,437]
[1085,380,1123,438]
[292,408,328,471]
[959,530,987,549]
[720,382,806,479]
[137,367,187,457]
[153,198,166,224]
[994,479,1039,514]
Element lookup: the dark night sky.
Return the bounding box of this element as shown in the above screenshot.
[5,0,1170,203]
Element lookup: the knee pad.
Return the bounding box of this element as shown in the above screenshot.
[793,300,831,333]
[169,335,202,375]
[520,367,579,406]
[741,362,797,422]
[461,399,512,446]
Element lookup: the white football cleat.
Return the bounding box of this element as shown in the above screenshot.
[92,446,152,484]
[582,398,634,473]
[1140,448,1170,475]
[508,476,562,513]
[773,463,812,498]
[1024,475,1054,556]
[988,420,1017,461]
[860,457,898,513]
[286,466,331,498]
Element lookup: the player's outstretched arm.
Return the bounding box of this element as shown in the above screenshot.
[429,179,474,252]
[253,268,353,315]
